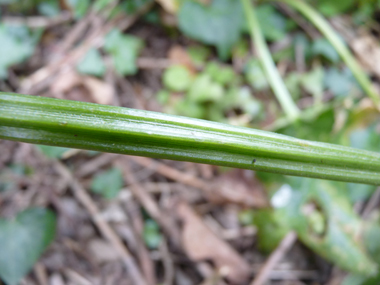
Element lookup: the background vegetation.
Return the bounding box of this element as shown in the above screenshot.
[1,0,380,284]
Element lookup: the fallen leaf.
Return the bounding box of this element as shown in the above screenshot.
[176,201,251,283]
[50,68,82,95]
[208,169,268,208]
[88,239,119,263]
[168,45,196,71]
[82,76,114,105]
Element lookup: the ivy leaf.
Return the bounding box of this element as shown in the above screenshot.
[324,68,357,97]
[0,25,35,79]
[91,167,123,199]
[163,65,193,92]
[143,219,162,249]
[312,38,340,63]
[77,48,106,77]
[317,0,356,16]
[104,29,144,76]
[67,0,90,18]
[0,208,56,285]
[256,4,287,41]
[254,178,378,276]
[37,145,72,159]
[178,0,244,60]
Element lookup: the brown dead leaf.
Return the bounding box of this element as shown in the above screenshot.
[176,201,251,284]
[82,76,114,105]
[88,239,119,263]
[207,170,268,208]
[351,35,380,78]
[51,68,82,95]
[50,68,114,105]
[168,46,196,72]
[155,0,179,14]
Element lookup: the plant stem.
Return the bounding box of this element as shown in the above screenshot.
[242,0,300,120]
[1,93,380,185]
[277,0,380,109]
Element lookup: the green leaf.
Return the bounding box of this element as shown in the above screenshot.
[38,0,60,16]
[317,0,356,16]
[324,68,356,97]
[204,61,238,86]
[255,178,378,275]
[0,25,35,79]
[0,208,56,285]
[37,145,72,159]
[178,0,244,60]
[187,45,211,67]
[187,74,224,103]
[300,66,324,101]
[91,167,123,199]
[77,48,106,77]
[143,219,162,249]
[163,65,193,92]
[67,0,90,18]
[244,58,268,91]
[104,29,144,76]
[350,124,380,153]
[256,4,287,41]
[312,38,340,63]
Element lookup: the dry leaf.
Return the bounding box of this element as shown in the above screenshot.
[82,76,114,105]
[351,35,380,78]
[155,0,179,14]
[176,201,251,283]
[208,170,268,208]
[88,239,119,263]
[51,68,82,95]
[168,45,196,72]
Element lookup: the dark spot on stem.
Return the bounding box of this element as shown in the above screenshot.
[74,134,78,137]
[252,159,256,164]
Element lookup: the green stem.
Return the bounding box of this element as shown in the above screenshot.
[242,0,300,120]
[277,0,380,109]
[1,93,380,185]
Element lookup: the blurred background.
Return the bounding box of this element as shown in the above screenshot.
[0,0,380,284]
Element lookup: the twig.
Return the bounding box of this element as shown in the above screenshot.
[124,198,157,285]
[128,157,209,191]
[251,231,297,285]
[53,161,147,285]
[361,187,380,219]
[2,12,73,28]
[76,153,118,178]
[117,157,182,248]
[20,1,154,95]
[159,237,175,285]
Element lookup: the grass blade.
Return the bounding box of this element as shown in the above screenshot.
[242,0,300,120]
[1,93,379,185]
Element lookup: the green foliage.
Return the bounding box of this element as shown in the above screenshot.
[163,65,193,92]
[244,58,268,91]
[253,177,378,276]
[312,38,340,63]
[91,167,123,199]
[255,4,288,41]
[104,29,144,76]
[0,208,56,285]
[143,219,162,249]
[316,0,356,16]
[37,145,72,158]
[178,0,244,60]
[67,0,90,19]
[0,25,35,79]
[324,68,358,97]
[77,48,106,77]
